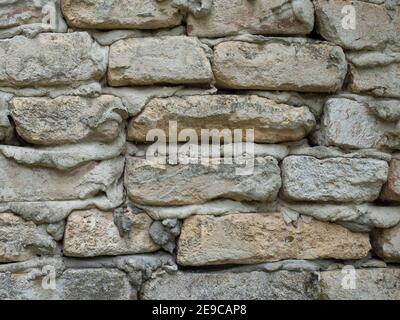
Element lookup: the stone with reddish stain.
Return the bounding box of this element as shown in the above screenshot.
[381,160,400,202]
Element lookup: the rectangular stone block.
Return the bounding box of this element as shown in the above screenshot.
[141,271,319,300]
[128,95,315,143]
[64,209,159,257]
[314,98,400,149]
[0,156,124,202]
[177,213,371,266]
[380,159,400,202]
[10,95,127,146]
[125,157,281,206]
[281,156,388,203]
[108,36,213,86]
[212,39,347,92]
[0,213,57,263]
[314,0,400,50]
[0,32,108,88]
[187,0,314,38]
[372,223,400,262]
[61,0,183,30]
[320,269,400,300]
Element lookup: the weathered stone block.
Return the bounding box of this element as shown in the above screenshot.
[0,213,57,263]
[61,0,183,30]
[0,32,108,88]
[128,95,315,143]
[187,0,314,38]
[108,36,213,86]
[320,269,400,300]
[10,96,127,145]
[177,213,371,266]
[64,209,159,257]
[314,98,400,149]
[281,156,388,203]
[141,271,319,300]
[125,157,281,206]
[314,0,400,50]
[0,156,124,202]
[381,159,400,202]
[372,224,400,262]
[212,39,347,92]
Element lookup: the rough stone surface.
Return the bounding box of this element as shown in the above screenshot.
[128,95,316,143]
[0,32,108,88]
[63,209,159,257]
[177,213,371,266]
[314,0,400,50]
[187,0,314,37]
[108,36,213,86]
[141,271,320,300]
[372,224,400,262]
[10,96,127,145]
[381,159,400,202]
[125,157,281,206]
[320,269,400,300]
[314,98,400,150]
[0,213,57,263]
[281,156,388,203]
[61,0,183,30]
[212,39,347,92]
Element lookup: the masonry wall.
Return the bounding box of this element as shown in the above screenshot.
[0,0,399,300]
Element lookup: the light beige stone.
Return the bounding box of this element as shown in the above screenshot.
[187,0,314,38]
[10,96,127,145]
[108,36,213,86]
[128,95,316,143]
[372,224,400,262]
[125,157,281,206]
[212,39,347,92]
[61,0,182,30]
[177,213,371,266]
[0,213,57,263]
[64,209,159,257]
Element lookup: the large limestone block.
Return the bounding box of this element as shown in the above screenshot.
[177,213,371,266]
[372,224,400,262]
[141,271,319,300]
[187,0,314,37]
[0,32,108,88]
[61,0,182,30]
[320,269,400,300]
[128,95,315,143]
[64,209,159,257]
[0,213,57,263]
[10,95,127,145]
[125,157,281,206]
[281,156,388,203]
[314,0,400,50]
[381,159,400,202]
[212,39,347,92]
[0,156,124,202]
[108,36,213,86]
[314,98,400,149]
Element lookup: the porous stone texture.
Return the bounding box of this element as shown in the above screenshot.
[381,159,400,202]
[125,157,281,206]
[212,39,347,92]
[9,96,127,145]
[320,269,400,300]
[63,209,159,257]
[177,213,371,266]
[61,0,183,30]
[187,0,315,37]
[372,224,400,262]
[0,32,108,88]
[141,271,320,300]
[281,156,389,203]
[108,36,213,86]
[128,95,316,143]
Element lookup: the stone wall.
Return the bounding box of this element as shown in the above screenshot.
[0,0,399,300]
